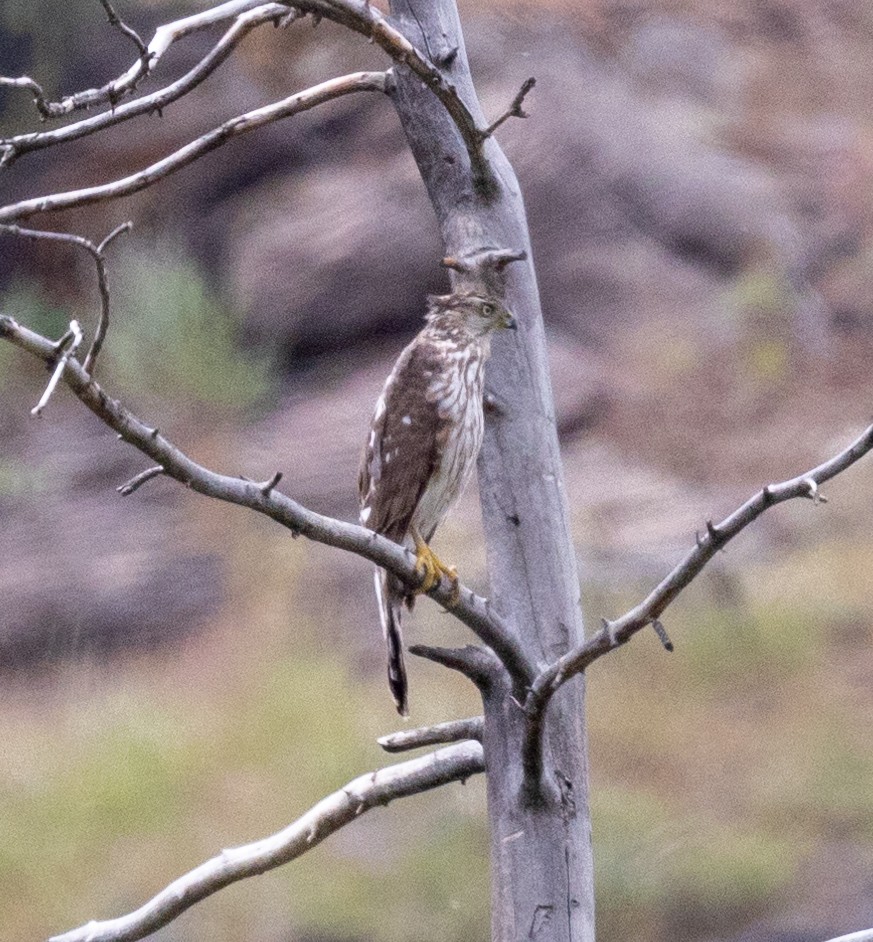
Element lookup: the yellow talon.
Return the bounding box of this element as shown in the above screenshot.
[413,531,460,605]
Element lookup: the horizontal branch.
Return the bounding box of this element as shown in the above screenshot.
[0,314,534,688]
[521,420,873,782]
[0,4,290,166]
[0,72,388,223]
[48,741,485,942]
[377,716,484,753]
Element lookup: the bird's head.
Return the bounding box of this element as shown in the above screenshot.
[426,291,517,337]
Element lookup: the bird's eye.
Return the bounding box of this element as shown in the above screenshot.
[482,303,495,316]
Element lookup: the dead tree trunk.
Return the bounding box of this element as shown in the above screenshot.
[388,3,595,940]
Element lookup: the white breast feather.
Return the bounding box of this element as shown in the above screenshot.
[411,344,486,541]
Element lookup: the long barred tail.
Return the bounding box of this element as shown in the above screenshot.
[374,568,409,716]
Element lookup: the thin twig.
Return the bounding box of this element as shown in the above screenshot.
[86,221,133,373]
[0,5,289,165]
[651,619,674,652]
[520,421,873,786]
[48,741,484,942]
[0,73,388,223]
[259,471,283,496]
[0,222,132,375]
[117,466,165,496]
[378,716,484,753]
[0,314,535,689]
[98,0,150,63]
[31,321,83,416]
[479,76,536,141]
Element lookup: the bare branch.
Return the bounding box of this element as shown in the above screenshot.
[117,466,165,496]
[0,73,387,224]
[378,716,484,753]
[0,221,131,374]
[48,741,484,942]
[479,76,536,141]
[0,315,535,688]
[4,0,490,183]
[0,5,289,165]
[521,421,873,783]
[29,0,279,118]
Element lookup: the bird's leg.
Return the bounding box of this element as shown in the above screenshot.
[411,527,460,605]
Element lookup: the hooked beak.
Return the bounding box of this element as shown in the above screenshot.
[503,312,518,331]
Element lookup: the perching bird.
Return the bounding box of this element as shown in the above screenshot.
[358,290,517,715]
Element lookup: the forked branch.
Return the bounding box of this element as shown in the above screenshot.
[2,0,525,186]
[0,0,279,119]
[0,315,534,688]
[48,741,485,942]
[0,4,291,167]
[521,422,873,784]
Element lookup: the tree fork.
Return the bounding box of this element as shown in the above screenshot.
[387,3,595,940]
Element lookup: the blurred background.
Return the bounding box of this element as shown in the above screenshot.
[2,1,873,940]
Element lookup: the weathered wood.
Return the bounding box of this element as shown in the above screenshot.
[387,3,595,940]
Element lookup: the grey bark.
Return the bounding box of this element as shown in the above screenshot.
[387,3,595,940]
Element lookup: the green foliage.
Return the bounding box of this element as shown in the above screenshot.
[109,252,275,411]
[594,788,795,937]
[0,457,48,497]
[0,283,70,394]
[0,257,275,416]
[0,283,69,341]
[584,530,873,940]
[723,265,796,382]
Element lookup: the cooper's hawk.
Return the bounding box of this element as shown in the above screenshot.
[359,290,517,715]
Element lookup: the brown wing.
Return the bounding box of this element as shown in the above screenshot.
[359,339,448,543]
